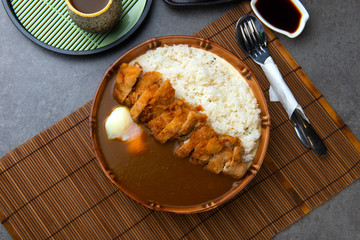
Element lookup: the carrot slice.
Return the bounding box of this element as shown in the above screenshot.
[127,132,147,155]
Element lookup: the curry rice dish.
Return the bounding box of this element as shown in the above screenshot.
[97,45,261,206]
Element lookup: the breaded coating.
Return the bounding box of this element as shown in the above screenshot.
[205,148,233,174]
[149,80,175,106]
[222,161,247,179]
[154,108,190,144]
[232,145,242,163]
[130,84,159,121]
[113,63,142,104]
[191,136,224,165]
[220,135,239,148]
[139,80,176,122]
[125,71,162,106]
[175,125,217,158]
[146,98,189,135]
[147,111,174,135]
[205,137,224,155]
[190,140,211,165]
[177,111,207,137]
[169,98,187,114]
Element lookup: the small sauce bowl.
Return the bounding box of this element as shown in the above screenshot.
[65,0,122,33]
[250,0,309,38]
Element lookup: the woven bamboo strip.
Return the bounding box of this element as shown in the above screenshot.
[263,155,310,213]
[271,39,300,72]
[305,102,342,139]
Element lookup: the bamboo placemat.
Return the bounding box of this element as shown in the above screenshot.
[1,1,360,239]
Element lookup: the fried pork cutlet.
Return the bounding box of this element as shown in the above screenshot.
[177,111,207,137]
[191,135,238,167]
[190,140,211,165]
[147,111,174,135]
[232,145,242,163]
[175,125,217,158]
[125,71,162,106]
[205,137,224,155]
[205,148,233,174]
[154,107,190,144]
[130,84,159,121]
[139,80,176,123]
[168,98,186,113]
[149,80,175,106]
[190,136,225,165]
[113,63,142,104]
[146,98,187,135]
[222,161,247,179]
[219,135,239,148]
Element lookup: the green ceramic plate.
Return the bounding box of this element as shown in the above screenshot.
[2,0,152,55]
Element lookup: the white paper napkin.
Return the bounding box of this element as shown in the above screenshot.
[261,57,309,121]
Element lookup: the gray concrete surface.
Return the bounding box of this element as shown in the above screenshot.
[0,0,359,239]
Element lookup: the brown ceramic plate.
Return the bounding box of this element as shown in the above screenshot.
[90,36,270,213]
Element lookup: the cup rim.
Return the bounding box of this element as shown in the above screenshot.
[250,0,309,38]
[65,0,113,17]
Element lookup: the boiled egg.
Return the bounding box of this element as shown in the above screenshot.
[105,106,142,141]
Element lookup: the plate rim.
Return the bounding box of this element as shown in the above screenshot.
[90,35,271,213]
[1,0,152,55]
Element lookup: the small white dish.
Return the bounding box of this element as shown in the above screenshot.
[250,0,309,38]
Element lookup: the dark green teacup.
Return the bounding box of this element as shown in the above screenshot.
[65,0,122,33]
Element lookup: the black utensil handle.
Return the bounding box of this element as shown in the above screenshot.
[291,109,327,156]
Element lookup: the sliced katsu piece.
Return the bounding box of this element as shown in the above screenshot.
[220,135,242,162]
[147,111,175,135]
[189,131,242,167]
[157,101,208,140]
[125,71,163,106]
[177,111,207,137]
[113,63,142,104]
[205,137,225,155]
[130,84,160,122]
[191,136,224,165]
[168,98,186,113]
[219,135,239,148]
[139,80,176,123]
[146,98,187,135]
[149,80,175,106]
[232,145,242,163]
[205,148,233,174]
[222,161,247,179]
[154,107,190,144]
[191,135,241,168]
[190,140,212,165]
[175,125,217,158]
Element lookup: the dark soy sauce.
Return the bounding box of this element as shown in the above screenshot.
[255,0,302,33]
[70,0,109,14]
